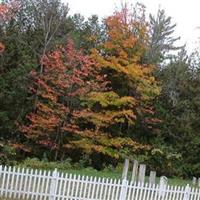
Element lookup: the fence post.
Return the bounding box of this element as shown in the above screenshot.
[119,179,128,200]
[0,166,2,193]
[49,168,59,200]
[159,176,168,198]
[131,160,138,182]
[149,171,156,184]
[192,177,197,185]
[122,159,129,180]
[183,184,191,200]
[138,164,146,183]
[198,178,200,187]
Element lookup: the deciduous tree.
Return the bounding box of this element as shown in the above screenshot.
[91,5,160,139]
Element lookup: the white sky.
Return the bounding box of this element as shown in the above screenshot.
[63,0,200,52]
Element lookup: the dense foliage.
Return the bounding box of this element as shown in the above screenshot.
[1,0,200,177]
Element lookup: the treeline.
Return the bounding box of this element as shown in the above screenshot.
[1,0,200,178]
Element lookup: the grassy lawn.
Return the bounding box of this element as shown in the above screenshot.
[16,159,193,187]
[63,168,192,186]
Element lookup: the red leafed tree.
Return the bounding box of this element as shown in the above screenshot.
[0,2,8,54]
[0,42,5,54]
[21,39,107,159]
[0,0,18,20]
[0,0,19,54]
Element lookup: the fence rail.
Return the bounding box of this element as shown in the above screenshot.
[0,165,199,200]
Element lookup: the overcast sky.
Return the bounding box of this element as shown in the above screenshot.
[63,0,200,52]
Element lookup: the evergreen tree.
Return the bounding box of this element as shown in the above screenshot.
[143,9,181,65]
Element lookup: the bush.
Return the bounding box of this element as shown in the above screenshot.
[0,143,17,166]
[18,157,72,171]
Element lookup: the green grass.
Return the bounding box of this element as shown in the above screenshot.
[0,199,19,200]
[167,177,193,186]
[17,158,193,187]
[62,168,192,186]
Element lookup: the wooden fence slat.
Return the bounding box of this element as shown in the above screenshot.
[115,179,121,199]
[86,175,92,199]
[35,169,42,200]
[70,174,76,198]
[79,175,85,199]
[5,166,11,197]
[83,175,88,198]
[61,173,68,200]
[95,177,101,199]
[111,179,117,200]
[9,166,15,199]
[17,167,24,199]
[102,178,109,200]
[126,181,132,200]
[179,186,185,200]
[143,183,148,200]
[13,167,20,199]
[40,170,46,200]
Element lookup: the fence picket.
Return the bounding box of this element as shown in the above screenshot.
[172,185,177,200]
[95,177,101,199]
[176,186,181,200]
[82,175,88,198]
[44,170,51,199]
[74,175,81,198]
[57,172,63,198]
[9,166,15,199]
[35,169,42,200]
[110,179,116,200]
[1,166,6,196]
[143,183,148,200]
[39,170,46,200]
[179,186,185,200]
[31,169,38,199]
[102,178,109,200]
[90,176,96,199]
[78,175,84,199]
[184,184,191,200]
[18,167,25,199]
[22,168,28,199]
[13,167,20,199]
[0,166,2,192]
[86,175,92,199]
[126,181,132,199]
[49,169,59,200]
[138,182,144,200]
[5,166,11,197]
[146,183,152,200]
[115,179,121,199]
[26,168,33,199]
[190,187,195,200]
[196,188,200,200]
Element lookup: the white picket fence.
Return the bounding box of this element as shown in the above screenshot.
[0,165,200,200]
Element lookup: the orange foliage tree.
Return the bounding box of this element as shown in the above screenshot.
[90,5,160,138]
[67,5,160,161]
